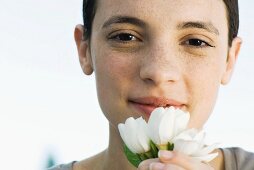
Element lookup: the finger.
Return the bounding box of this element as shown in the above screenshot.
[198,162,214,170]
[138,158,160,170]
[164,164,185,170]
[158,150,206,170]
[149,162,165,170]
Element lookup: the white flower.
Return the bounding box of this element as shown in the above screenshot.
[172,129,219,162]
[118,106,218,166]
[118,117,150,154]
[147,107,190,146]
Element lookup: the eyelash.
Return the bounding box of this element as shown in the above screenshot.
[181,39,215,48]
[108,33,141,43]
[108,32,215,49]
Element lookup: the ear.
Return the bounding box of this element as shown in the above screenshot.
[74,24,93,75]
[221,37,242,85]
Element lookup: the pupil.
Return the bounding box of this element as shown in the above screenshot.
[189,39,202,46]
[119,34,133,41]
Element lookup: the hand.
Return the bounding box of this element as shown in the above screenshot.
[138,150,214,170]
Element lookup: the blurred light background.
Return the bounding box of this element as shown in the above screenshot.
[0,1,253,170]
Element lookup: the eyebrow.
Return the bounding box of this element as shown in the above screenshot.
[102,16,147,29]
[177,21,219,35]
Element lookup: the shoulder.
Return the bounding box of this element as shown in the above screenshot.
[48,161,76,170]
[221,147,254,170]
[49,151,106,170]
[73,151,106,170]
[47,161,91,170]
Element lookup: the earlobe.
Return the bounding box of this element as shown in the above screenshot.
[221,37,242,85]
[74,24,93,75]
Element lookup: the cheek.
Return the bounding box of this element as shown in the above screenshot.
[94,51,136,95]
[185,56,225,128]
[92,49,138,124]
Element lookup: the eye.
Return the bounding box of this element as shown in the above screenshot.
[183,38,214,48]
[109,33,139,42]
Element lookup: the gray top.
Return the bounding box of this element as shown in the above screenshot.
[48,161,76,170]
[222,147,254,170]
[48,147,254,170]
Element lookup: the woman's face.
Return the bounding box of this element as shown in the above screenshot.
[77,0,240,129]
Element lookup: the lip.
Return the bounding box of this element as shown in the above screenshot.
[129,96,185,118]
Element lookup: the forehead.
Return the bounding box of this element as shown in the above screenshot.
[94,0,228,35]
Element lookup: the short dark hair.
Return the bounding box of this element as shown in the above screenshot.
[82,0,97,40]
[223,0,239,46]
[82,0,239,46]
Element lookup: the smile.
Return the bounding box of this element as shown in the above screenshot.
[129,96,185,118]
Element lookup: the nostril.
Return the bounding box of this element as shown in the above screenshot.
[143,77,155,84]
[139,61,181,85]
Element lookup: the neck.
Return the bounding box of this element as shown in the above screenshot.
[102,123,135,170]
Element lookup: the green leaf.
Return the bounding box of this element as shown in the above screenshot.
[144,151,153,159]
[123,142,175,167]
[139,153,147,161]
[150,140,159,158]
[167,142,174,151]
[123,144,142,168]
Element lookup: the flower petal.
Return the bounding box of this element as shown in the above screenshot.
[118,123,127,142]
[137,117,150,152]
[172,129,199,141]
[147,107,165,144]
[172,128,218,162]
[173,109,190,136]
[192,152,219,162]
[118,117,144,153]
[194,143,219,156]
[173,139,200,155]
[158,107,175,144]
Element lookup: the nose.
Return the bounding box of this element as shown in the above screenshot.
[139,45,181,86]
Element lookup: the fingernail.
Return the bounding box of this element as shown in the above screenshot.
[158,150,174,159]
[149,163,164,170]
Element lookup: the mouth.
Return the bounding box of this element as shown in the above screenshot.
[128,96,185,118]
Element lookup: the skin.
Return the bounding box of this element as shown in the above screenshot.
[74,0,242,169]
